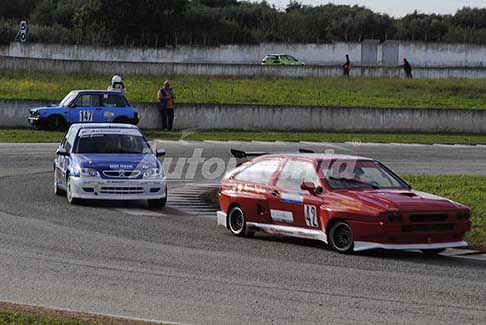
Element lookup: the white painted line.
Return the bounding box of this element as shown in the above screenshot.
[115,208,165,217]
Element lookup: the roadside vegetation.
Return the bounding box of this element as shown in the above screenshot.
[404,176,486,251]
[2,129,486,145]
[0,309,96,325]
[1,71,486,109]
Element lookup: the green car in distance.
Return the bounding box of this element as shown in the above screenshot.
[261,54,305,65]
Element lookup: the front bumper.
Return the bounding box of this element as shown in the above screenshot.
[70,177,167,200]
[354,241,468,252]
[28,116,45,126]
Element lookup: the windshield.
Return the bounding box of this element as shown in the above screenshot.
[74,129,152,154]
[60,91,78,107]
[321,160,408,190]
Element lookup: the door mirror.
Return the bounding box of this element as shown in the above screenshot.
[301,182,323,195]
[156,149,166,158]
[56,148,70,156]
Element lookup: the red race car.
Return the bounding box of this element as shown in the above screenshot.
[217,150,472,254]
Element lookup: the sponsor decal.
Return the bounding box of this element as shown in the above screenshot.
[109,164,134,169]
[104,112,115,119]
[232,183,266,194]
[79,128,141,137]
[270,209,294,223]
[281,192,304,204]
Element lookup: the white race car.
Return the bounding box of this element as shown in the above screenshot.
[54,123,167,208]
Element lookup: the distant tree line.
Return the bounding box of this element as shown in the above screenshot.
[1,0,486,46]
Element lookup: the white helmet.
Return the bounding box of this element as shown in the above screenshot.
[112,75,122,83]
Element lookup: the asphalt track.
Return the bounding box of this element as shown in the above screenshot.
[0,141,485,324]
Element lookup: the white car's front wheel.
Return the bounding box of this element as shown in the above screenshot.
[66,176,81,205]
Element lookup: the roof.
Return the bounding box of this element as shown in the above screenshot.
[69,90,124,95]
[257,153,374,161]
[71,123,139,129]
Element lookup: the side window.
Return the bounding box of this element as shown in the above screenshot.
[233,159,280,185]
[103,94,126,108]
[64,129,77,153]
[75,94,101,107]
[276,160,321,190]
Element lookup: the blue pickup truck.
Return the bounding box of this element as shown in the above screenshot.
[28,90,139,130]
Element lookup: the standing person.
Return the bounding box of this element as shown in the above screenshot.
[157,80,176,131]
[108,75,126,95]
[401,58,413,79]
[342,54,351,77]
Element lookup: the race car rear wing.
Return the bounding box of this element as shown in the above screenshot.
[230,148,315,160]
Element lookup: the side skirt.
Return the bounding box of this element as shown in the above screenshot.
[247,222,328,244]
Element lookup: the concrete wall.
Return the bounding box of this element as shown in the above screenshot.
[3,41,486,67]
[399,42,486,67]
[3,56,486,79]
[3,99,486,134]
[3,42,361,65]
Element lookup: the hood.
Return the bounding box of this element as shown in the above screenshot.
[337,189,463,212]
[74,153,159,171]
[31,105,62,112]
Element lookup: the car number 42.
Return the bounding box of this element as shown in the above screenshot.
[304,205,318,227]
[79,111,93,122]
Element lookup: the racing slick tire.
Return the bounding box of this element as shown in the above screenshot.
[421,248,446,256]
[227,206,253,237]
[148,197,167,209]
[47,115,67,131]
[328,221,354,254]
[66,176,82,205]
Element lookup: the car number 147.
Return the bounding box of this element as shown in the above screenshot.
[304,205,318,227]
[79,111,93,122]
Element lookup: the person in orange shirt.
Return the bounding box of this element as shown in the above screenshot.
[157,80,176,131]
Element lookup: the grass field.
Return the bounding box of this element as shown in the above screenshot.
[3,129,486,145]
[1,70,486,109]
[404,176,486,251]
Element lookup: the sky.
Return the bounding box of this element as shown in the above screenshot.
[262,0,486,17]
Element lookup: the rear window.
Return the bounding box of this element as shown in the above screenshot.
[234,159,280,185]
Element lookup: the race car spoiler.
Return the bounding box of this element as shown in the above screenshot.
[230,148,315,159]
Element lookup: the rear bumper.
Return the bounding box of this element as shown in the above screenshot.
[217,211,227,227]
[70,177,166,200]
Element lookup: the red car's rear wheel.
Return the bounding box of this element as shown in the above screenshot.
[228,206,251,237]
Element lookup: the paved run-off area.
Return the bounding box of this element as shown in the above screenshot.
[0,141,485,324]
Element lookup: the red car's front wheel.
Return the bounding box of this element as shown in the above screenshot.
[328,221,354,254]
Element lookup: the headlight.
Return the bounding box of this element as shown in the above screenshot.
[80,168,100,177]
[144,168,164,178]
